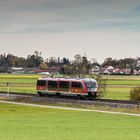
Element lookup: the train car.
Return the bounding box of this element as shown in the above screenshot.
[36,77,98,98]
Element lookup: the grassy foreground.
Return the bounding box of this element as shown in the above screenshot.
[0,102,140,140]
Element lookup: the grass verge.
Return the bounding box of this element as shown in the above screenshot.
[0,102,140,140]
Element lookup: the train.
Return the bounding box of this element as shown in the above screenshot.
[36,77,98,98]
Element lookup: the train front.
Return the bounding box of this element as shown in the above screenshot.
[84,79,98,97]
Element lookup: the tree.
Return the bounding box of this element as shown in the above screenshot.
[39,63,48,70]
[62,57,70,65]
[0,54,7,67]
[62,64,72,75]
[130,87,140,101]
[94,75,107,98]
[72,54,82,74]
[69,54,92,75]
[123,58,136,74]
[102,57,113,67]
[16,57,26,67]
[81,56,90,74]
[48,56,57,67]
[7,54,18,67]
[26,51,43,68]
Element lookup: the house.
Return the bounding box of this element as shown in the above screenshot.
[9,67,24,73]
[89,65,100,74]
[101,66,114,75]
[32,67,60,74]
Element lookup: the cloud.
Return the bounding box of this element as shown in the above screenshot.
[0,0,140,63]
[0,0,140,33]
[0,29,140,63]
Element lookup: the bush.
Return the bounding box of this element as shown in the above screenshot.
[130,87,140,101]
[90,75,107,98]
[96,75,107,98]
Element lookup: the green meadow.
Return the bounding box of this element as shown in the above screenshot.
[104,75,140,99]
[0,74,140,100]
[0,102,140,140]
[0,74,38,83]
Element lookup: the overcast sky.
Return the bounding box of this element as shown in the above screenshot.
[0,0,140,63]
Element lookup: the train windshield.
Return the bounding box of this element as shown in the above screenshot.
[84,80,97,88]
[37,80,46,86]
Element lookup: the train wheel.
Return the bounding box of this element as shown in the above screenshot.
[37,92,44,97]
[77,95,84,100]
[56,92,61,97]
[88,92,96,98]
[88,92,92,97]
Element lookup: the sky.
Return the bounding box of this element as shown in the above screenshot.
[0,0,140,63]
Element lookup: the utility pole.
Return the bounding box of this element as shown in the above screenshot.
[7,82,10,96]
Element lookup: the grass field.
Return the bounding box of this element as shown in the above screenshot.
[105,88,131,99]
[0,74,39,84]
[0,74,39,93]
[0,74,140,100]
[0,102,140,140]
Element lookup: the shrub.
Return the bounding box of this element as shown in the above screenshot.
[90,75,107,98]
[130,87,140,101]
[96,75,107,98]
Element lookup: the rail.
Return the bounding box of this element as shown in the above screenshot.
[0,92,140,111]
[0,82,139,100]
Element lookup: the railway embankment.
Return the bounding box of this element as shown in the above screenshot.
[0,92,140,113]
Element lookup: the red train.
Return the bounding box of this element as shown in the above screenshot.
[36,77,98,98]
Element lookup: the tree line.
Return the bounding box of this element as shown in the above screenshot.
[0,51,139,74]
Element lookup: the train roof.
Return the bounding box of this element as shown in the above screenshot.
[38,77,97,82]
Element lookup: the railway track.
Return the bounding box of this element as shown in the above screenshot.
[0,92,140,110]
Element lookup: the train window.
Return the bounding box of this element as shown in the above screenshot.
[84,81,96,88]
[59,81,69,89]
[37,80,46,86]
[71,82,82,88]
[48,81,57,88]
